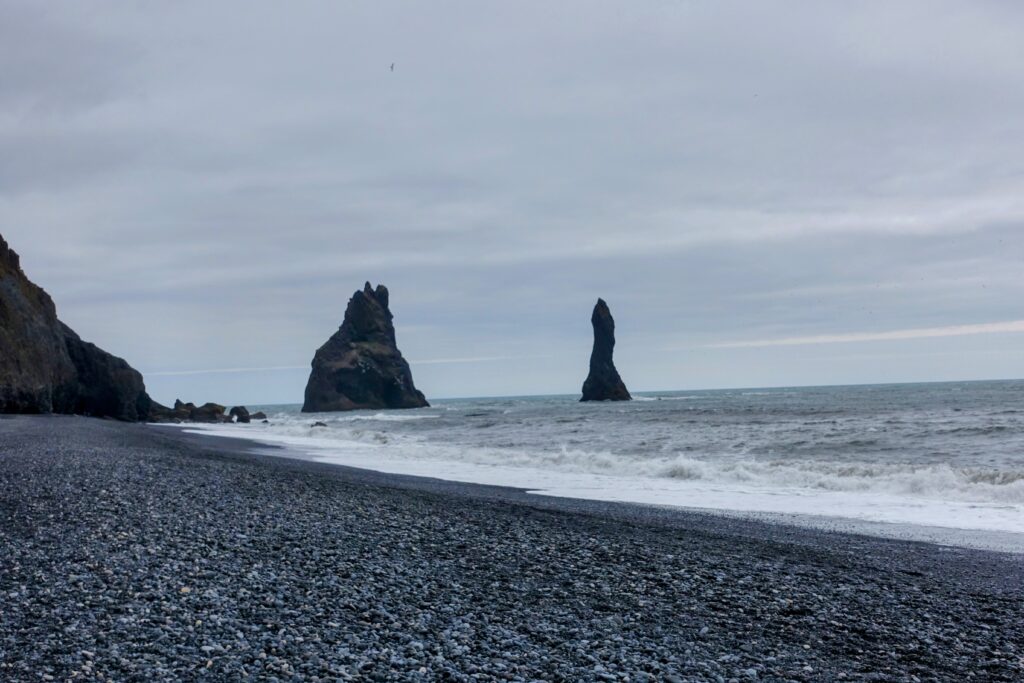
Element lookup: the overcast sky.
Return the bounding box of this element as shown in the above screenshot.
[3,1,1023,406]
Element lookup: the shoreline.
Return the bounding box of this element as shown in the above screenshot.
[2,415,1022,681]
[171,422,1024,556]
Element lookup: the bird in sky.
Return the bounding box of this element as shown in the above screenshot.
[390,63,395,72]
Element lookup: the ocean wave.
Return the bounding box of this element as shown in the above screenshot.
[297,412,440,423]
[659,455,1024,504]
[259,423,1024,505]
[635,395,702,401]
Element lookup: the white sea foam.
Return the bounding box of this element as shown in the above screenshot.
[178,416,1024,536]
[658,455,1024,504]
[633,395,702,402]
[305,412,440,423]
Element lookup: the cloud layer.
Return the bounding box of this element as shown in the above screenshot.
[709,321,1024,349]
[2,1,1023,403]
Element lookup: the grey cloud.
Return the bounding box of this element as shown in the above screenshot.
[2,0,1024,404]
[0,2,137,115]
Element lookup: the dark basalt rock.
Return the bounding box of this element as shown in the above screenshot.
[229,406,251,423]
[149,399,191,423]
[581,298,631,402]
[0,233,158,421]
[61,323,153,421]
[189,402,228,423]
[149,398,238,424]
[302,282,428,412]
[250,411,267,421]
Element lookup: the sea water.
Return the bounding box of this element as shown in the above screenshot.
[183,380,1024,538]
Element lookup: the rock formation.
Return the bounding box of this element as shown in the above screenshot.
[61,323,154,421]
[229,406,251,423]
[149,400,234,423]
[581,298,631,402]
[0,235,76,414]
[189,402,228,423]
[302,282,428,412]
[0,233,157,421]
[149,399,194,422]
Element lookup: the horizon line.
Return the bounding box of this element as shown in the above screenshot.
[197,376,1023,408]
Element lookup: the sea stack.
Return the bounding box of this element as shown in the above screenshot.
[0,233,157,421]
[302,282,429,412]
[581,298,631,402]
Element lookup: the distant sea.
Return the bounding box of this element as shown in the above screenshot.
[184,380,1024,537]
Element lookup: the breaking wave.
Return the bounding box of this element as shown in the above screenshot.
[214,416,1024,507]
[658,456,1024,504]
[190,382,1024,535]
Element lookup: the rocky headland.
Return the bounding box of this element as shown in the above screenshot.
[581,298,631,402]
[0,234,155,421]
[0,233,266,425]
[302,282,428,412]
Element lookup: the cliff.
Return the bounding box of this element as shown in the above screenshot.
[0,233,156,421]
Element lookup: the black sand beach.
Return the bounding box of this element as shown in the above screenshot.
[1,416,1022,682]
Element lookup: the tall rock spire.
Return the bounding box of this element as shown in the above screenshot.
[302,282,429,412]
[581,298,631,402]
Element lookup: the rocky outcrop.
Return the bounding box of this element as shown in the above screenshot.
[581,298,631,402]
[190,402,227,423]
[229,406,251,423]
[149,399,194,422]
[302,282,428,412]
[0,233,159,421]
[149,399,233,423]
[61,323,153,421]
[172,400,193,420]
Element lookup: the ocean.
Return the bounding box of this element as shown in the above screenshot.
[184,380,1024,537]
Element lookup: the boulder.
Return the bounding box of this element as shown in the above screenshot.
[148,398,239,423]
[250,411,268,421]
[149,399,192,422]
[190,402,228,423]
[229,406,251,423]
[580,298,631,402]
[0,233,159,421]
[302,282,429,412]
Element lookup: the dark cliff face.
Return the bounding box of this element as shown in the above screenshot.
[302,282,429,412]
[61,323,153,422]
[581,298,631,402]
[0,233,156,421]
[0,236,78,413]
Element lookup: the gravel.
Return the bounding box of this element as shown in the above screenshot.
[1,414,1022,682]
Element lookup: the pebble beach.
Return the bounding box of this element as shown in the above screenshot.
[1,415,1022,682]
